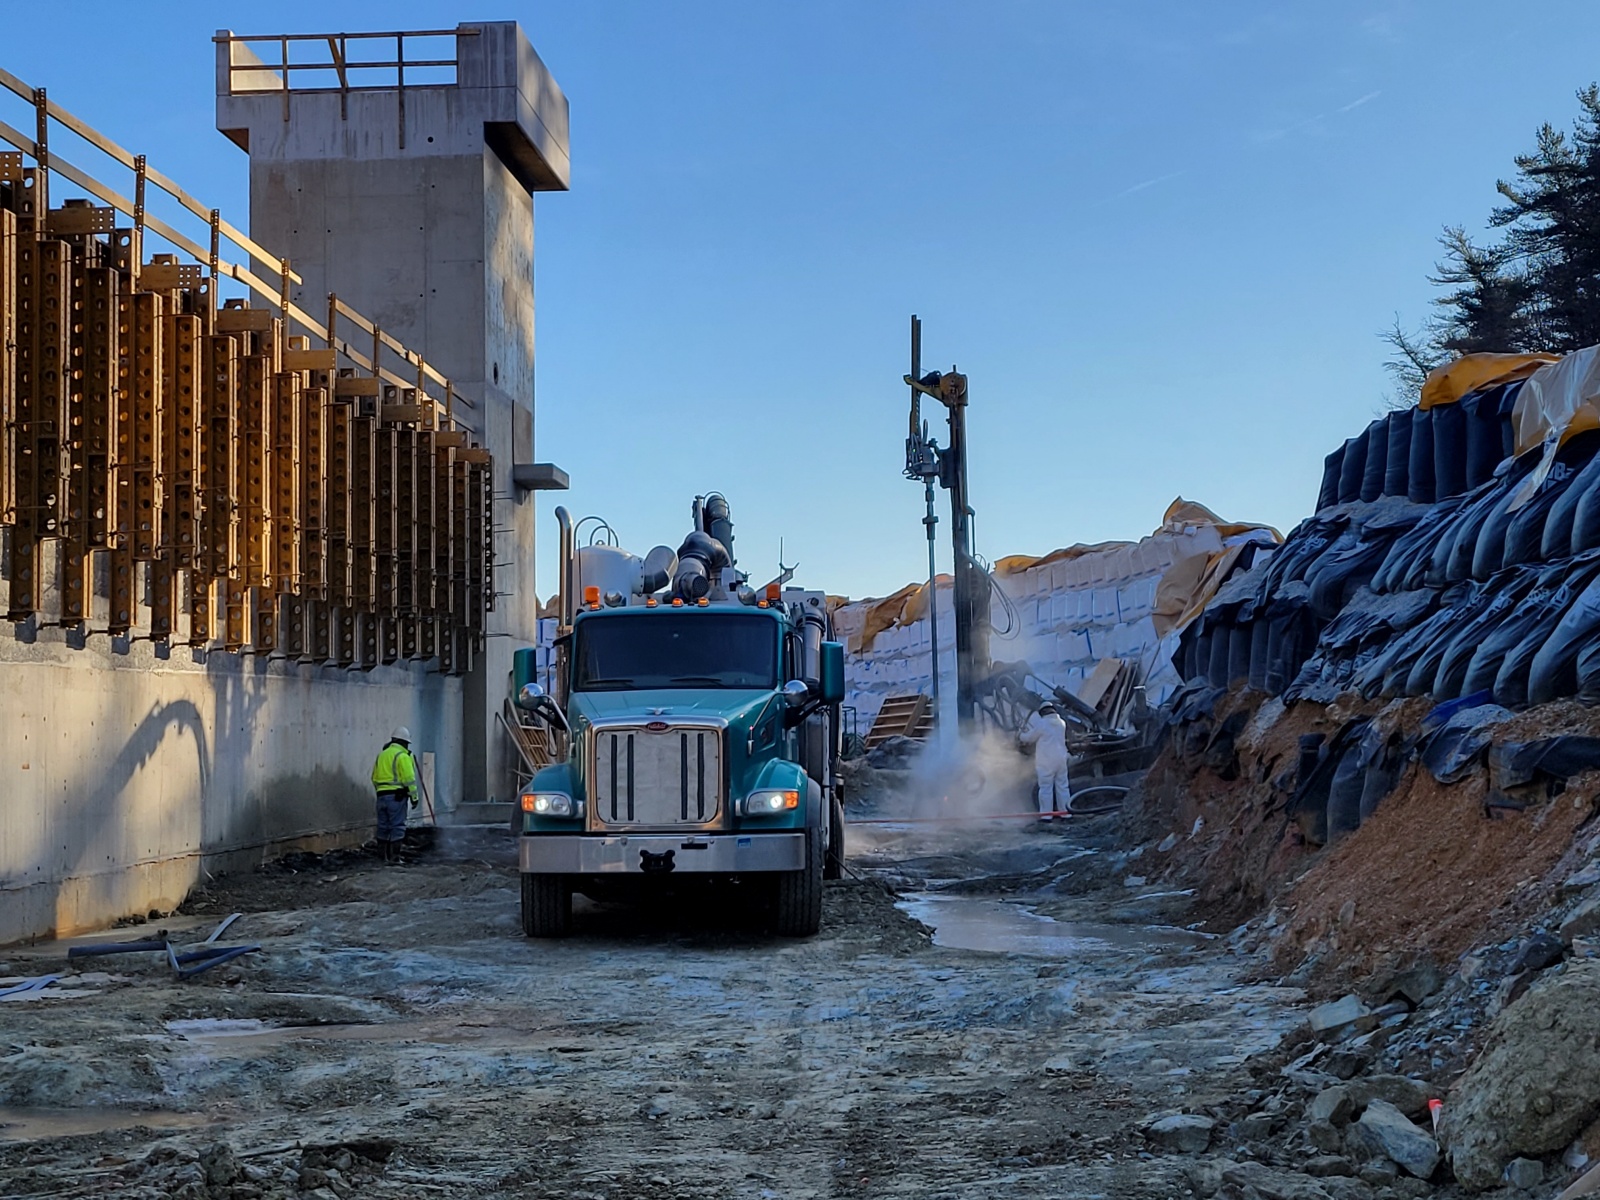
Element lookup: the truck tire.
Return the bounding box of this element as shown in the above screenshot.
[520,873,571,938]
[774,831,824,937]
[824,797,845,881]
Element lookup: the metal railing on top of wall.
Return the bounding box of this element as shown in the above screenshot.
[215,28,478,148]
[0,64,475,432]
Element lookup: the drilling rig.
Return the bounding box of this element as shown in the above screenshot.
[903,316,991,732]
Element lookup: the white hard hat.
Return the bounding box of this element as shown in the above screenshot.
[392,726,412,742]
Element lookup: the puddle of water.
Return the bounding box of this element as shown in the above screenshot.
[897,893,1209,957]
[0,1106,218,1142]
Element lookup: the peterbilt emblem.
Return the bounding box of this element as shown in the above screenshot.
[645,720,669,732]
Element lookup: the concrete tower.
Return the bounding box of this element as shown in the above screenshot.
[215,22,570,805]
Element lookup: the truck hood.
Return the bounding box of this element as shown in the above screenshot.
[569,688,775,727]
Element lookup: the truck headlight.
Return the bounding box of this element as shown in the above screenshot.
[521,792,575,817]
[740,789,799,816]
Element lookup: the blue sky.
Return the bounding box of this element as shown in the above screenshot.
[9,3,1600,600]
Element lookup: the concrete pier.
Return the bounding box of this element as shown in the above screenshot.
[216,23,571,807]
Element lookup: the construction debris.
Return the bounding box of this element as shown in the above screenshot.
[57,914,256,982]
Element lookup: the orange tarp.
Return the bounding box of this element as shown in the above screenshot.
[1162,496,1282,543]
[993,543,1132,578]
[1418,352,1557,411]
[850,582,921,653]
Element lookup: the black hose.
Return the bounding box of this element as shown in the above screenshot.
[1071,784,1130,813]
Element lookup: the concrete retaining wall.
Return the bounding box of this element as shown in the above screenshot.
[0,630,462,944]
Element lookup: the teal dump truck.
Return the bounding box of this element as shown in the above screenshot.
[513,495,846,938]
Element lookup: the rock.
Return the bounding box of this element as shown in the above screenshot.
[1322,1182,1378,1200]
[1504,1157,1544,1189]
[1234,1112,1276,1142]
[1041,1054,1076,1075]
[1185,1158,1230,1197]
[1510,933,1566,974]
[1310,995,1374,1036]
[1563,893,1600,944]
[299,1166,332,1192]
[1563,862,1600,897]
[1146,1113,1215,1154]
[1158,833,1179,852]
[1357,1159,1399,1186]
[1303,1155,1356,1177]
[1311,1087,1356,1126]
[199,1144,241,1187]
[1350,1074,1438,1121]
[1380,959,1445,1007]
[1309,1120,1344,1153]
[1441,960,1600,1189]
[1220,1160,1335,1200]
[1124,875,1148,888]
[1352,1099,1440,1179]
[1573,936,1600,959]
[1325,1048,1373,1080]
[1490,969,1537,1017]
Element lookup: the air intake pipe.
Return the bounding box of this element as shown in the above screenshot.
[671,531,731,601]
[702,493,735,567]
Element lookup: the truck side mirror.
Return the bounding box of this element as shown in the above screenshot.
[819,642,846,704]
[517,682,547,711]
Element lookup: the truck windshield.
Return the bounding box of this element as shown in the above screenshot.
[572,613,779,691]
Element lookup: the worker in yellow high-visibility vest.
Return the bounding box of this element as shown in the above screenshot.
[371,727,419,863]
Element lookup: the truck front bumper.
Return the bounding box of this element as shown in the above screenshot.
[519,832,805,875]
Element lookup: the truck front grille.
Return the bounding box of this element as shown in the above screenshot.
[591,726,723,828]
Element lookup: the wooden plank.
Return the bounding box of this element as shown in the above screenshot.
[1078,658,1124,711]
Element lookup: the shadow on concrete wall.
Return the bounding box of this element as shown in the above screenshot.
[52,695,213,934]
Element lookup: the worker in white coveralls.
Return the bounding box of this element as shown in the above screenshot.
[1019,703,1073,821]
[371,727,419,863]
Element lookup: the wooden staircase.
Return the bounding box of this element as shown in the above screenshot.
[864,693,936,749]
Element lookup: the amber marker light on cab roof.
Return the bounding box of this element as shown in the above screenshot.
[697,597,710,607]
[584,585,600,610]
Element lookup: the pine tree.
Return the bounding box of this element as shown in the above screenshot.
[1429,226,1537,354]
[1491,84,1600,350]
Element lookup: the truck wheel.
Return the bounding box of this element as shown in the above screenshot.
[824,797,845,881]
[520,873,571,938]
[774,831,824,937]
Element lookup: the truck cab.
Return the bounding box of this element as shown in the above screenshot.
[514,499,846,937]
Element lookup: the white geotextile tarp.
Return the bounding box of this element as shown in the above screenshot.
[840,525,1226,726]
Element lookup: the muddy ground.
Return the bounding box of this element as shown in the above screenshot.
[0,819,1312,1199]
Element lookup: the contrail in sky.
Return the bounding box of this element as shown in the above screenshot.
[1104,171,1185,203]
